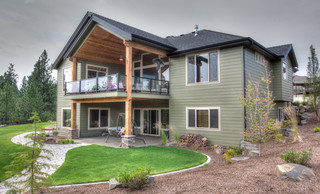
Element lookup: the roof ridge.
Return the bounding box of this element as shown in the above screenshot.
[166,29,243,39]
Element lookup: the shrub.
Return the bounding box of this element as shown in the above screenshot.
[313,127,320,132]
[160,130,168,145]
[292,101,300,106]
[116,167,151,189]
[52,130,59,136]
[275,134,284,143]
[302,101,308,106]
[282,120,292,127]
[38,133,47,138]
[60,139,74,144]
[174,132,180,143]
[280,148,312,165]
[203,164,208,168]
[223,149,237,164]
[227,146,242,155]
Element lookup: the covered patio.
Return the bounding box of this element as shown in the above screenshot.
[75,135,162,148]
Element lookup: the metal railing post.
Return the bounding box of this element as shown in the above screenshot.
[65,82,67,95]
[117,73,120,91]
[96,77,98,92]
[149,78,152,93]
[79,81,81,94]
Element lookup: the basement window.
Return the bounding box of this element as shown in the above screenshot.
[88,108,110,129]
[187,107,220,131]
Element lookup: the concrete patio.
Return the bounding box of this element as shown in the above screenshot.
[75,135,162,148]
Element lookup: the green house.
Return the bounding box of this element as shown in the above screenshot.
[52,12,298,147]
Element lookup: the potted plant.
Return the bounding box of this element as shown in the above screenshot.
[52,130,59,143]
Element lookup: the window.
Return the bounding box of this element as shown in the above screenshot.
[87,65,107,79]
[187,51,219,84]
[187,107,220,130]
[62,108,71,128]
[255,52,265,65]
[282,62,287,80]
[88,108,109,129]
[63,68,72,91]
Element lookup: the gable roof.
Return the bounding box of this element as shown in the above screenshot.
[52,11,299,70]
[293,75,307,85]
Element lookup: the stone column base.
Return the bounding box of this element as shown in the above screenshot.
[121,135,136,148]
[68,129,79,139]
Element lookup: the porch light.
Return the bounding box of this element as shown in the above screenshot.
[119,55,124,61]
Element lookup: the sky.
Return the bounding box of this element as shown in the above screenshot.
[0,0,320,86]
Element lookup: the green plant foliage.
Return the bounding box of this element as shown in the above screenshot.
[313,127,320,132]
[203,164,208,168]
[280,148,312,165]
[282,120,292,127]
[223,149,237,164]
[59,139,74,144]
[275,134,284,143]
[292,101,300,106]
[174,132,180,143]
[227,146,242,155]
[160,130,168,145]
[116,167,151,189]
[52,130,59,136]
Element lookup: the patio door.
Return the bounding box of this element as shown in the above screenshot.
[143,110,159,136]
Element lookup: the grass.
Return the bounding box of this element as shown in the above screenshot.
[51,145,207,185]
[0,122,56,181]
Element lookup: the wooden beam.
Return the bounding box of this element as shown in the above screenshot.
[72,57,77,81]
[71,102,76,129]
[73,97,127,103]
[125,45,133,136]
[124,40,167,57]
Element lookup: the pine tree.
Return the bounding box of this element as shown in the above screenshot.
[0,64,19,124]
[19,76,28,96]
[306,45,320,120]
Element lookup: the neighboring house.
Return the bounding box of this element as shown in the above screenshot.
[293,75,308,102]
[52,12,298,147]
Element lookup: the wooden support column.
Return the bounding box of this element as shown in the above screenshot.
[124,44,133,136]
[71,57,77,130]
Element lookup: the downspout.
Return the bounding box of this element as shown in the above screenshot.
[243,40,253,131]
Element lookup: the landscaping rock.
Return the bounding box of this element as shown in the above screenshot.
[301,120,307,125]
[179,142,188,147]
[166,142,178,147]
[215,148,225,154]
[248,150,260,157]
[275,163,315,181]
[109,178,121,190]
[231,157,250,162]
[147,176,155,184]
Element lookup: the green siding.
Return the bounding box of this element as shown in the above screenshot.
[273,61,282,100]
[282,57,293,101]
[169,46,244,146]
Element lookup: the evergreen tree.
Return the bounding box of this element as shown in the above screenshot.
[19,76,28,96]
[0,64,19,124]
[306,45,320,120]
[23,50,57,122]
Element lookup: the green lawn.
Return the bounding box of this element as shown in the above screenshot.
[51,145,207,185]
[0,122,56,181]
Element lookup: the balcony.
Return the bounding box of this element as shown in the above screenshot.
[65,73,169,96]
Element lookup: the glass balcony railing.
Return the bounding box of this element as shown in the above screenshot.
[65,73,169,95]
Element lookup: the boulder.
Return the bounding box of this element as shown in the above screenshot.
[166,141,178,147]
[109,178,121,190]
[248,150,260,157]
[231,157,250,162]
[147,176,155,184]
[275,163,315,181]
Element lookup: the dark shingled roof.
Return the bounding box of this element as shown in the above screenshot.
[267,44,292,57]
[166,30,245,53]
[93,13,176,49]
[293,75,307,84]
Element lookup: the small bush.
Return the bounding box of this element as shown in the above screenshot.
[313,127,320,133]
[38,133,47,138]
[203,164,208,168]
[116,167,151,189]
[174,132,180,143]
[275,134,284,143]
[52,130,59,136]
[280,148,312,165]
[292,101,300,106]
[160,130,168,145]
[227,146,242,155]
[282,120,292,127]
[302,101,308,106]
[59,139,74,144]
[223,149,237,164]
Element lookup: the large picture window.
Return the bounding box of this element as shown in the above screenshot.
[63,68,72,91]
[87,65,108,79]
[187,107,220,130]
[62,108,71,128]
[187,51,219,84]
[88,108,109,129]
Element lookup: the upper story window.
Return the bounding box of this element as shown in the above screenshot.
[187,51,219,84]
[63,68,72,91]
[255,52,265,65]
[282,62,287,80]
[87,65,108,79]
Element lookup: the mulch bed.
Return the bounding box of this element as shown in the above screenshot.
[50,112,320,193]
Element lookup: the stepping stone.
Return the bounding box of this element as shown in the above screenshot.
[231,157,250,162]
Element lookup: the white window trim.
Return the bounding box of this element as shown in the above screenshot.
[282,62,287,80]
[186,107,221,131]
[88,107,110,130]
[132,108,169,136]
[62,67,72,93]
[61,107,71,129]
[86,64,108,79]
[185,49,220,86]
[133,53,169,80]
[255,52,265,65]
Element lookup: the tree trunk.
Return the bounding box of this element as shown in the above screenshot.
[259,143,261,157]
